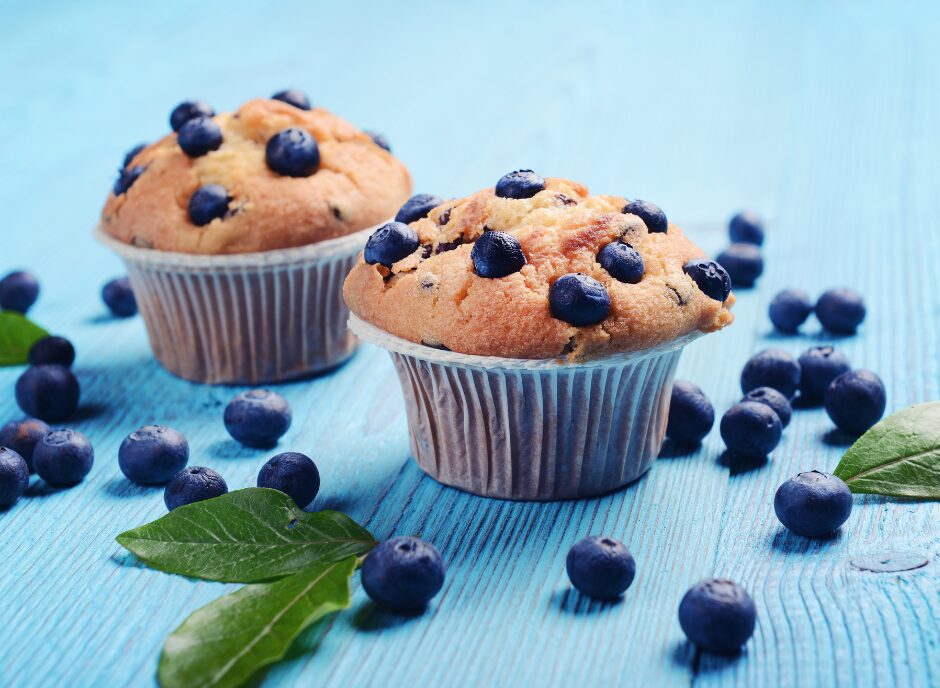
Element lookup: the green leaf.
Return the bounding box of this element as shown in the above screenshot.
[158,556,355,688]
[833,402,940,499]
[116,488,375,583]
[0,311,49,366]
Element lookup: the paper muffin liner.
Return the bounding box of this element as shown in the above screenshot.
[95,222,386,384]
[349,314,703,500]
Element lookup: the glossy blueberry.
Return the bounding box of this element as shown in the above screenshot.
[113,165,144,195]
[774,470,852,537]
[33,429,94,486]
[742,386,792,429]
[169,100,214,132]
[28,336,75,368]
[768,289,813,333]
[816,288,866,335]
[740,348,801,398]
[678,579,757,654]
[118,425,189,485]
[682,259,732,302]
[825,369,887,435]
[15,365,80,422]
[164,466,228,511]
[566,536,636,600]
[728,211,765,245]
[102,277,137,317]
[364,222,420,267]
[798,346,851,403]
[549,274,611,327]
[188,184,230,226]
[0,271,40,313]
[265,127,320,177]
[271,89,311,110]
[361,536,445,612]
[666,380,715,445]
[0,418,50,472]
[257,452,320,508]
[720,401,782,459]
[494,170,545,199]
[0,448,29,508]
[623,199,667,233]
[715,243,763,287]
[597,241,644,284]
[471,231,527,278]
[122,143,146,169]
[365,130,391,152]
[177,116,223,157]
[395,194,444,224]
[224,389,292,448]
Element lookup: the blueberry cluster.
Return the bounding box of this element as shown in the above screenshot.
[768,287,866,335]
[714,211,765,288]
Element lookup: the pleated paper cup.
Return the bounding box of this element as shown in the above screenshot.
[95,223,385,384]
[349,314,703,501]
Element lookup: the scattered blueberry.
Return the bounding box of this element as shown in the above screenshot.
[682,260,732,302]
[798,346,851,403]
[774,470,853,537]
[716,243,763,287]
[361,536,445,612]
[471,231,527,278]
[257,452,320,508]
[623,199,667,233]
[495,170,545,199]
[188,185,230,226]
[728,211,765,245]
[720,401,782,459]
[113,165,144,195]
[364,222,419,267]
[365,130,391,152]
[678,579,757,654]
[549,274,611,327]
[666,380,715,445]
[177,116,223,157]
[265,127,320,177]
[271,89,311,110]
[0,271,40,313]
[816,288,866,335]
[0,418,50,472]
[164,466,228,511]
[742,386,792,429]
[740,348,801,398]
[170,100,214,132]
[597,242,645,284]
[122,143,146,169]
[223,389,292,448]
[825,370,887,435]
[395,194,443,224]
[768,289,813,333]
[118,425,189,485]
[28,336,75,368]
[33,429,94,487]
[15,365,80,422]
[0,448,28,508]
[102,277,138,317]
[566,536,636,600]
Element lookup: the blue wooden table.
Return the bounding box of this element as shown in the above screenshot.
[2,1,939,685]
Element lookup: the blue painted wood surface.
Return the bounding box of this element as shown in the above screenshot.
[2,1,940,686]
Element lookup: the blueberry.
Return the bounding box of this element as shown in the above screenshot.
[265,127,320,177]
[549,274,611,327]
[666,380,715,445]
[774,470,853,537]
[678,579,757,654]
[365,131,391,152]
[494,170,545,199]
[597,241,645,284]
[566,536,636,600]
[623,199,668,233]
[122,143,146,169]
[395,194,444,224]
[742,386,792,428]
[768,289,813,333]
[170,100,214,132]
[177,116,223,157]
[728,211,765,245]
[114,165,145,195]
[0,418,50,472]
[164,466,228,511]
[28,336,75,368]
[15,365,80,422]
[825,370,887,435]
[740,348,801,398]
[271,89,311,110]
[0,271,40,313]
[119,425,189,485]
[682,259,732,302]
[361,536,445,612]
[720,401,782,459]
[816,288,866,335]
[364,222,420,267]
[471,231,527,278]
[33,429,94,486]
[0,448,28,508]
[797,346,851,403]
[257,452,320,508]
[188,184,231,226]
[715,243,763,287]
[224,389,292,448]
[102,277,137,317]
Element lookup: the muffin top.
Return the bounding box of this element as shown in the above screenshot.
[344,172,734,360]
[100,95,412,254]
